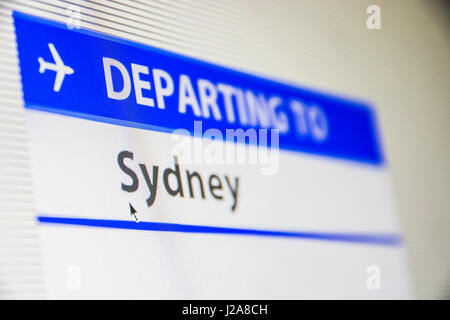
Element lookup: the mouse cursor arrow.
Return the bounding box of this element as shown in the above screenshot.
[129,203,139,222]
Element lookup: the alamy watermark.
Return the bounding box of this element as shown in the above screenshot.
[66,5,81,30]
[66,265,82,291]
[366,265,381,290]
[366,5,381,30]
[170,121,280,175]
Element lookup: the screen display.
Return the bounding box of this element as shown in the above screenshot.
[12,11,410,299]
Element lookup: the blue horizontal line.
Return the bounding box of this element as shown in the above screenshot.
[37,216,401,246]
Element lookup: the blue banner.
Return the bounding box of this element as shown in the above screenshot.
[13,12,383,165]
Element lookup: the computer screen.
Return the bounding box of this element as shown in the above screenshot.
[1,0,448,300]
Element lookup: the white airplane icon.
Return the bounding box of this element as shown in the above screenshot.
[38,43,74,92]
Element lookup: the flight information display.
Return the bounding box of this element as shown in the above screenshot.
[13,12,410,299]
